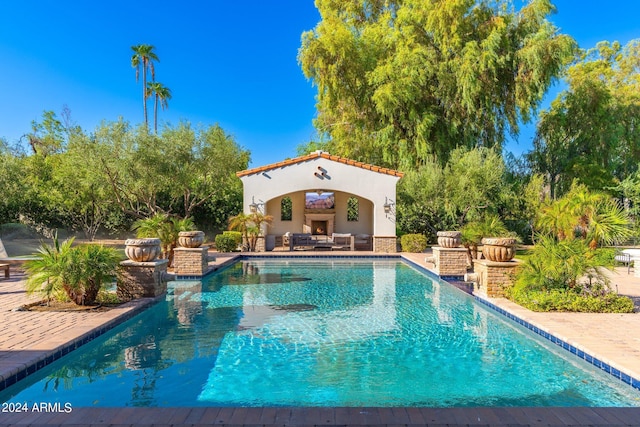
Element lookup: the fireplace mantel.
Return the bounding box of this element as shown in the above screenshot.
[304,213,335,235]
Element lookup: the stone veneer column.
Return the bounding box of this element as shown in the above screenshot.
[471,259,521,298]
[117,259,169,301]
[373,236,397,253]
[173,246,210,276]
[432,246,469,278]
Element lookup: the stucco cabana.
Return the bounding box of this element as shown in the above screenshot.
[236,151,404,252]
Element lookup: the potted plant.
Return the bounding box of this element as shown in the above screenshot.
[178,230,205,248]
[124,238,162,262]
[460,215,511,262]
[131,214,196,266]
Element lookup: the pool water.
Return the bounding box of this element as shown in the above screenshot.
[1,259,639,407]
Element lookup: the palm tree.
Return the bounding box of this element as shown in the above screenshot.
[536,183,631,248]
[25,234,75,303]
[146,82,172,134]
[228,212,251,251]
[24,234,121,306]
[131,44,159,127]
[228,212,273,251]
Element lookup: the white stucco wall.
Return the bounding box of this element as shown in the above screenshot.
[239,153,401,236]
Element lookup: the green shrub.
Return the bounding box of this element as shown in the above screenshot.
[215,231,242,252]
[224,231,242,246]
[400,233,427,253]
[506,287,634,313]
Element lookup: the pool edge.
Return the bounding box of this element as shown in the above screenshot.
[0,296,163,392]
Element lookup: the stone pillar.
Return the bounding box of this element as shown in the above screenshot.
[118,259,169,301]
[373,236,397,253]
[432,246,469,278]
[173,246,210,276]
[472,259,521,298]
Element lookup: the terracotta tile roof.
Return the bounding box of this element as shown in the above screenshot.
[236,151,404,178]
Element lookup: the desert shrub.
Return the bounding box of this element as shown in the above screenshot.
[506,287,634,313]
[215,231,242,252]
[400,233,427,253]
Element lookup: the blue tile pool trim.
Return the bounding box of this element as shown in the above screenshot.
[0,297,163,393]
[400,255,640,393]
[475,295,640,392]
[242,254,403,260]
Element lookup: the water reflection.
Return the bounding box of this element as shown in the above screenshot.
[124,336,160,370]
[226,262,312,285]
[172,281,203,326]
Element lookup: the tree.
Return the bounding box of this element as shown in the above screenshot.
[146,82,172,134]
[23,110,66,156]
[529,40,640,198]
[51,130,118,240]
[228,212,273,252]
[443,147,506,225]
[0,140,27,224]
[396,160,449,239]
[91,120,249,220]
[299,0,576,169]
[131,44,159,127]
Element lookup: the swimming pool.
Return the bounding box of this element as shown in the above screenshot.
[1,259,639,407]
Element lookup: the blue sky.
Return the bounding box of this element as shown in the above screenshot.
[1,1,639,167]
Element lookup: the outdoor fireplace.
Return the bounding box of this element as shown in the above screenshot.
[304,213,335,236]
[312,220,328,235]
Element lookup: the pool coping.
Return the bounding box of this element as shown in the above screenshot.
[0,296,162,392]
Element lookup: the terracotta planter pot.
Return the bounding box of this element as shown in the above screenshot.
[178,231,205,248]
[437,231,462,248]
[125,238,162,262]
[481,237,517,262]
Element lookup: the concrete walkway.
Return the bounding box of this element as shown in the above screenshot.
[1,252,640,426]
